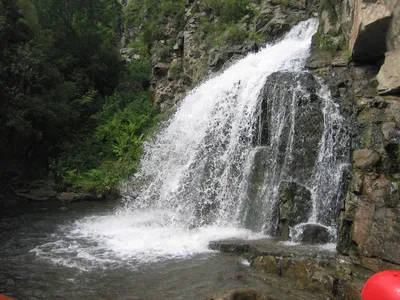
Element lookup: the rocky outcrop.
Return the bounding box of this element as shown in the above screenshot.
[3,180,107,204]
[278,182,312,239]
[209,239,369,300]
[309,0,400,272]
[350,0,392,61]
[125,0,314,113]
[57,192,100,203]
[353,149,380,171]
[338,173,400,271]
[13,180,57,202]
[377,51,400,95]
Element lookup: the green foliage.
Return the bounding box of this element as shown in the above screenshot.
[52,91,157,193]
[205,0,253,23]
[127,40,150,58]
[123,0,186,48]
[315,31,344,51]
[126,60,152,89]
[1,0,158,193]
[224,24,249,44]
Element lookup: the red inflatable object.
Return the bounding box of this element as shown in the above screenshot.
[0,295,13,300]
[362,270,400,300]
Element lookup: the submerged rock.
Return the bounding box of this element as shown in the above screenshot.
[291,223,334,244]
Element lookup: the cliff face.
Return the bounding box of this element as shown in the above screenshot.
[308,0,400,272]
[120,0,315,113]
[120,0,400,272]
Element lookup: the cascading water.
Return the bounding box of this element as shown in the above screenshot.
[32,19,348,269]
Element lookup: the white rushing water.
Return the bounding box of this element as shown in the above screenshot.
[33,19,348,269]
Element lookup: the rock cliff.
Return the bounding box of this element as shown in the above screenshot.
[308,0,400,272]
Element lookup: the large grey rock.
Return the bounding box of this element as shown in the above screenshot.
[387,0,400,51]
[350,1,392,61]
[260,72,324,183]
[278,182,312,240]
[57,192,99,203]
[14,181,57,202]
[353,149,380,171]
[377,51,400,95]
[382,122,400,142]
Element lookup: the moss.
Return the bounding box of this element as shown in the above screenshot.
[362,127,372,148]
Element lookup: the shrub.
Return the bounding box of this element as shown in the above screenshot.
[51,91,157,194]
[206,0,252,23]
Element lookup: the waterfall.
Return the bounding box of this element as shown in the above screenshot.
[32,19,349,268]
[121,17,348,234]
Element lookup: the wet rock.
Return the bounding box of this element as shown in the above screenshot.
[243,147,274,231]
[260,72,324,183]
[353,149,380,171]
[278,182,312,240]
[253,256,335,294]
[291,224,334,244]
[252,254,369,299]
[382,122,400,142]
[208,241,251,255]
[206,289,274,300]
[377,51,400,95]
[15,192,53,202]
[209,238,337,260]
[338,174,400,269]
[57,192,99,203]
[350,1,392,61]
[14,181,57,202]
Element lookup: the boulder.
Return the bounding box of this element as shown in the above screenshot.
[350,0,392,61]
[381,122,400,142]
[291,223,334,244]
[353,149,380,171]
[14,181,57,202]
[260,72,324,183]
[377,51,400,95]
[278,182,312,239]
[57,192,99,203]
